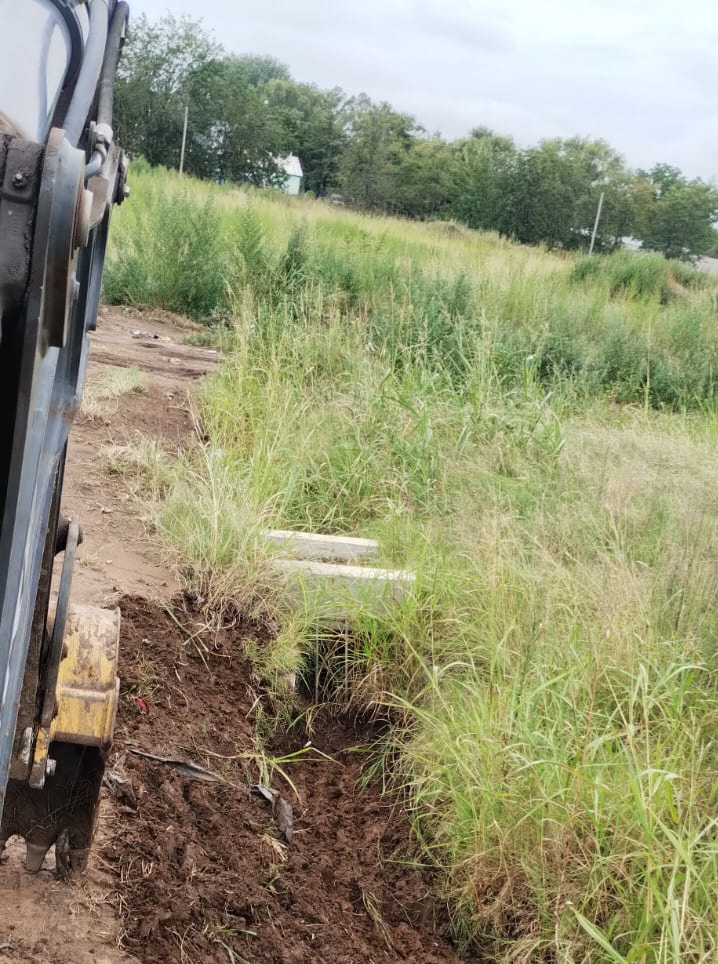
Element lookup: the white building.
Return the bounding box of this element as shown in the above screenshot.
[277,155,303,195]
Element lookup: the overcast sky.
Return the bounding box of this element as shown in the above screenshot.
[129,0,718,181]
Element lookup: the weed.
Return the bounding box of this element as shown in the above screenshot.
[103,437,174,502]
[81,365,147,419]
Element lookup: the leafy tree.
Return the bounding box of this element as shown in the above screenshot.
[184,56,288,184]
[264,80,348,196]
[633,166,718,261]
[492,137,636,251]
[390,136,454,219]
[116,18,292,184]
[338,97,420,210]
[448,128,516,231]
[502,140,587,247]
[114,14,219,167]
[563,138,633,250]
[232,54,291,87]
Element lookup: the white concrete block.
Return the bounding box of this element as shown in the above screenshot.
[272,558,415,624]
[263,529,379,562]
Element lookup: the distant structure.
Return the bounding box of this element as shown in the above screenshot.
[619,237,642,251]
[276,155,303,195]
[698,256,718,276]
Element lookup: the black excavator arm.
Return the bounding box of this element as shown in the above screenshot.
[0,0,129,875]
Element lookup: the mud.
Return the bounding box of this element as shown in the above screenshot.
[0,308,211,964]
[105,597,471,964]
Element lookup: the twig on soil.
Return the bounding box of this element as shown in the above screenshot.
[162,604,214,657]
[194,746,246,761]
[126,746,250,792]
[125,746,293,839]
[361,888,396,951]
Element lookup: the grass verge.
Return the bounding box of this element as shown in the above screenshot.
[105,168,718,961]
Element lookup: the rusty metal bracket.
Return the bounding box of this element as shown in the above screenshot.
[0,137,44,326]
[30,604,120,789]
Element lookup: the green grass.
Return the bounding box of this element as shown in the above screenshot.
[104,167,718,961]
[80,364,147,419]
[105,166,718,411]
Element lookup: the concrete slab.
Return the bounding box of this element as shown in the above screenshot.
[262,529,379,562]
[272,558,415,625]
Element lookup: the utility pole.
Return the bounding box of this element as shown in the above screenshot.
[179,105,188,175]
[588,190,605,255]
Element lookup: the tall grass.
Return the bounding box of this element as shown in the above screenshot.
[104,168,718,961]
[105,166,718,410]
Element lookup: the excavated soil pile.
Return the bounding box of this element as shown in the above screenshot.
[104,596,474,964]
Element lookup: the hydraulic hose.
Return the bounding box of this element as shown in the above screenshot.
[48,0,84,134]
[63,0,110,147]
[97,1,129,128]
[85,0,128,177]
[84,151,104,178]
[84,1,129,177]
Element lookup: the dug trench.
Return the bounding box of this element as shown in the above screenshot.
[108,596,474,964]
[0,308,477,964]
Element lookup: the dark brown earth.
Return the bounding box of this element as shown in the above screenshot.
[105,595,471,964]
[0,308,474,964]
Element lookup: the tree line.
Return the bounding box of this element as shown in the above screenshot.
[115,14,718,261]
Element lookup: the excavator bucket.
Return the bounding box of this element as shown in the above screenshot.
[1,605,120,876]
[0,0,129,874]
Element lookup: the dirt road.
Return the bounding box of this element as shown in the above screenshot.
[0,308,214,964]
[0,308,474,964]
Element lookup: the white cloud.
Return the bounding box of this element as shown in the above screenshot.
[129,0,718,180]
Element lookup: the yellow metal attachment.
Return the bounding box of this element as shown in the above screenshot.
[32,604,120,782]
[52,604,120,748]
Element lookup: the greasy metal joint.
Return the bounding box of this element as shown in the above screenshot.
[74,187,94,249]
[0,137,44,317]
[93,122,113,152]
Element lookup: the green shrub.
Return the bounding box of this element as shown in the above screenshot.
[105,172,231,319]
[605,250,670,299]
[571,254,602,283]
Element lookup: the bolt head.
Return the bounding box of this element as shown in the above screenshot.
[12,171,27,188]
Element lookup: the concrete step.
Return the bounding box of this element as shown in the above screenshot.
[272,558,415,625]
[262,529,379,563]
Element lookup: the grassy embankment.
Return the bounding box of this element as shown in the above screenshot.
[104,164,718,962]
